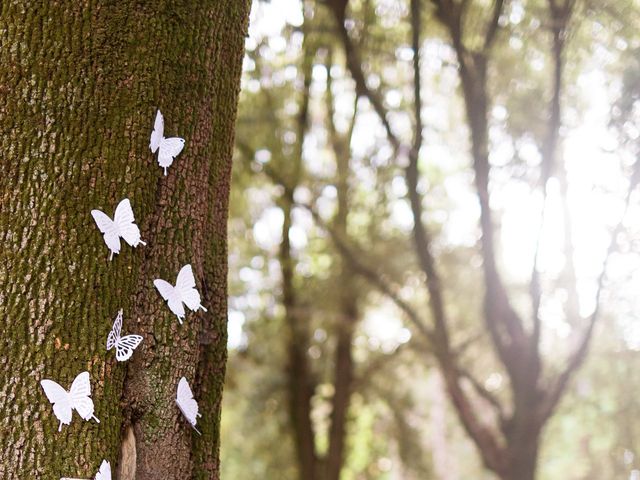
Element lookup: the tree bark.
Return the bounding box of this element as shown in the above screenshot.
[0,1,250,478]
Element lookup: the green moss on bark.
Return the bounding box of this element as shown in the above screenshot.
[0,1,251,478]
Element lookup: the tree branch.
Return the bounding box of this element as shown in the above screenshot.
[452,331,485,357]
[483,0,505,51]
[325,0,401,151]
[407,0,451,350]
[540,159,640,422]
[353,340,419,390]
[431,0,528,387]
[458,366,506,421]
[298,201,435,341]
[530,0,574,381]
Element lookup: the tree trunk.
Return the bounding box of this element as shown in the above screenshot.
[502,440,539,480]
[280,30,318,480]
[457,49,542,480]
[0,1,250,478]
[282,198,319,480]
[323,53,358,480]
[325,305,356,480]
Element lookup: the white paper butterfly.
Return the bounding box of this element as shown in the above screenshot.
[91,198,146,261]
[149,109,185,175]
[107,309,143,362]
[176,377,201,435]
[40,371,100,432]
[60,459,111,480]
[154,264,207,324]
[94,460,111,480]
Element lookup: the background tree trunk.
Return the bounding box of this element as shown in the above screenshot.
[324,60,358,480]
[502,439,539,480]
[0,1,250,478]
[281,31,319,480]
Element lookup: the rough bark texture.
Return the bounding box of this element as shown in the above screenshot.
[0,1,250,478]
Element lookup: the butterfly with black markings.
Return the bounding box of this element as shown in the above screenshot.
[107,309,143,362]
[149,109,185,176]
[40,371,100,432]
[176,377,201,435]
[154,264,207,324]
[91,198,146,261]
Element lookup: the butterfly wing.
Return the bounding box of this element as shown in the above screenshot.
[176,377,199,428]
[157,137,185,170]
[176,264,196,290]
[150,109,164,153]
[40,379,73,428]
[115,335,143,362]
[91,210,121,255]
[154,278,174,302]
[154,279,185,322]
[69,371,96,422]
[176,264,204,312]
[94,460,111,480]
[113,198,143,247]
[107,309,123,351]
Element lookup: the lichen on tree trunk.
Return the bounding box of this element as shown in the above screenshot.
[0,1,251,478]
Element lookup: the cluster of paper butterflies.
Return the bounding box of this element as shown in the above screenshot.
[40,111,205,480]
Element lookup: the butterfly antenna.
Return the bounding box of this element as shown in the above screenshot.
[193,425,202,435]
[139,239,147,246]
[92,414,100,423]
[109,251,114,261]
[58,421,63,432]
[164,167,167,176]
[200,305,208,312]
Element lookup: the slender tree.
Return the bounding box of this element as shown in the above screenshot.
[234,7,382,477]
[279,29,318,480]
[0,1,250,478]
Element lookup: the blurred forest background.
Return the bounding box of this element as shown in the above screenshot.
[221,0,640,478]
